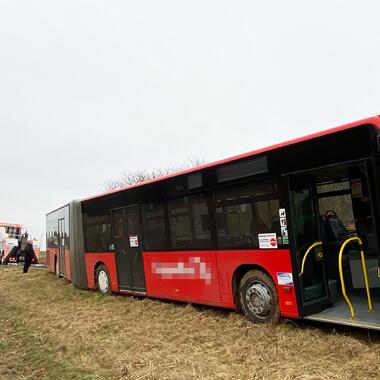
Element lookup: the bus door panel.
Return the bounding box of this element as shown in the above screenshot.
[352,162,379,256]
[372,157,380,271]
[288,175,330,314]
[124,205,146,292]
[112,208,132,290]
[350,161,380,286]
[111,206,146,292]
[143,251,222,304]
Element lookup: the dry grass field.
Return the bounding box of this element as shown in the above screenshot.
[1,266,380,380]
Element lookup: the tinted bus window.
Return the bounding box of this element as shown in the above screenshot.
[83,215,112,252]
[168,197,192,249]
[191,195,211,247]
[168,194,212,250]
[216,181,280,248]
[142,202,167,250]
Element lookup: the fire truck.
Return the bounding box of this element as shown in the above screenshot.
[0,223,40,264]
[0,222,23,260]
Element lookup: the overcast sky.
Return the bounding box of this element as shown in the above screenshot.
[1,1,380,247]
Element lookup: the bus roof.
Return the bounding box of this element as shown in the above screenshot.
[82,115,380,202]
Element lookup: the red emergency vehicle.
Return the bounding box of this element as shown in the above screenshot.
[46,115,380,330]
[0,222,23,262]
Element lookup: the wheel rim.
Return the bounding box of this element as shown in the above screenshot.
[245,281,272,319]
[98,270,109,293]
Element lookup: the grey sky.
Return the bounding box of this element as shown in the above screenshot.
[1,1,380,247]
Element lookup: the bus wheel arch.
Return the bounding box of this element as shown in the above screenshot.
[233,265,280,324]
[94,262,112,295]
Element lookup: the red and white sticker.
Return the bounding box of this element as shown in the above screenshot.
[258,233,278,249]
[129,236,139,247]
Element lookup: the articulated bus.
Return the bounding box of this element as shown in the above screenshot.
[47,115,380,330]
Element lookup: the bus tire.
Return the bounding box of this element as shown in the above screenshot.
[239,269,280,324]
[95,264,112,295]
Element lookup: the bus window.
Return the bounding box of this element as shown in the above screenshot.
[168,197,193,249]
[216,203,254,248]
[142,202,167,250]
[190,195,211,247]
[216,182,280,249]
[167,194,212,249]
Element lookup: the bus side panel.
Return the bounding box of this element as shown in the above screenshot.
[84,252,119,292]
[46,247,58,273]
[65,249,71,281]
[46,204,70,278]
[143,249,298,318]
[216,249,299,318]
[46,247,68,277]
[143,251,226,306]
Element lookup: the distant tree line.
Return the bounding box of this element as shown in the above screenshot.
[104,156,205,191]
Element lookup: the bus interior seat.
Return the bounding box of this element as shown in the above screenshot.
[321,211,353,286]
[270,216,281,235]
[250,218,268,236]
[324,210,349,242]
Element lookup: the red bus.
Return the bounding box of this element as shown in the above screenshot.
[47,115,380,330]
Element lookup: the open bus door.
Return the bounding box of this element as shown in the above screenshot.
[369,157,380,283]
[287,175,331,316]
[288,161,380,329]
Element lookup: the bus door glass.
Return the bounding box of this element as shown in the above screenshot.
[288,176,330,309]
[352,163,380,272]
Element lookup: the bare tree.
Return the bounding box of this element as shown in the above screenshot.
[103,156,206,191]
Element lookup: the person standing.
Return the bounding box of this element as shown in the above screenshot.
[23,241,36,273]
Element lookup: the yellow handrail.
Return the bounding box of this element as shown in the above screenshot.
[338,237,373,319]
[299,241,323,277]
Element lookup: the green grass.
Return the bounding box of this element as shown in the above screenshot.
[0,268,109,380]
[1,266,380,379]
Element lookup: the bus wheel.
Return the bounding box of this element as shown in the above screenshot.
[239,270,280,324]
[95,265,112,295]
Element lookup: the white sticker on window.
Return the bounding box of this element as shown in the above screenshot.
[258,233,278,249]
[281,226,288,239]
[129,236,139,247]
[279,208,289,244]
